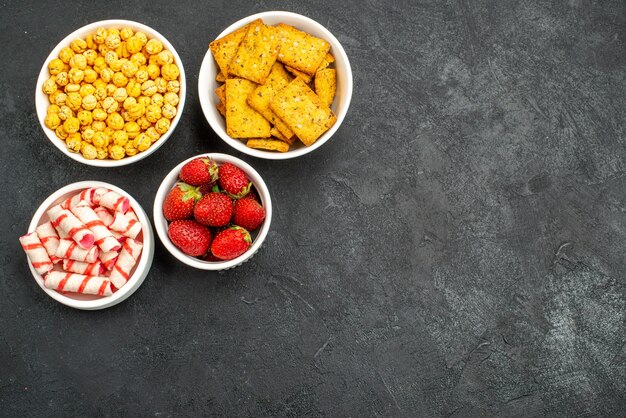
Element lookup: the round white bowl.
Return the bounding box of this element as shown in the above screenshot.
[35,19,186,167]
[26,181,155,310]
[153,153,272,270]
[198,11,353,160]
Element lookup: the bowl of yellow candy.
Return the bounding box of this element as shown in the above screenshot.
[35,20,186,167]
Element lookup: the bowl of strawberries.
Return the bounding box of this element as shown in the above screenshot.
[153,153,271,270]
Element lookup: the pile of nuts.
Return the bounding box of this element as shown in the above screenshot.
[42,27,181,160]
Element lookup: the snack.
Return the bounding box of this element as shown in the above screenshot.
[232,197,266,231]
[179,157,219,186]
[193,192,233,227]
[44,271,113,296]
[163,182,202,221]
[35,221,61,264]
[71,201,122,252]
[218,162,251,198]
[55,239,99,263]
[41,26,182,161]
[108,212,142,239]
[211,226,252,261]
[109,238,142,289]
[167,220,212,257]
[19,232,54,275]
[62,259,105,276]
[47,205,95,250]
[270,78,337,146]
[210,19,338,152]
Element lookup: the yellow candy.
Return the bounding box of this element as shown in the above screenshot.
[58,105,73,121]
[79,84,95,97]
[93,56,106,73]
[145,104,161,123]
[92,108,107,121]
[166,80,180,94]
[151,93,164,106]
[106,83,117,96]
[66,133,82,152]
[116,43,130,59]
[81,127,95,142]
[121,60,138,78]
[126,80,141,97]
[126,36,143,54]
[104,50,118,65]
[134,31,148,45]
[155,77,167,94]
[69,54,87,70]
[127,103,145,120]
[64,83,80,93]
[148,54,159,66]
[59,47,74,63]
[134,69,149,83]
[83,69,98,83]
[94,86,107,101]
[92,131,109,148]
[163,92,179,107]
[109,59,124,72]
[55,125,68,139]
[124,121,140,138]
[161,103,177,119]
[77,110,93,126]
[123,96,137,110]
[105,33,121,49]
[112,130,129,146]
[107,112,124,130]
[140,80,157,97]
[145,126,160,142]
[70,39,87,53]
[96,148,108,159]
[136,115,151,130]
[112,72,128,87]
[66,92,82,111]
[94,28,108,44]
[86,34,96,50]
[44,112,61,129]
[104,127,115,140]
[137,96,151,107]
[113,87,128,102]
[109,144,126,159]
[81,142,97,159]
[63,117,80,134]
[133,132,151,151]
[121,109,131,122]
[42,78,57,95]
[92,120,106,131]
[102,97,118,114]
[154,118,170,134]
[47,104,61,114]
[55,72,69,87]
[161,64,179,81]
[146,64,160,80]
[68,68,84,84]
[54,92,67,106]
[81,94,97,111]
[130,52,146,66]
[97,44,110,55]
[100,68,113,83]
[124,141,138,156]
[83,49,97,65]
[120,27,134,41]
[156,50,174,66]
[145,39,163,55]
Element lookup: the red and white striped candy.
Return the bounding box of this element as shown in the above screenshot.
[94,206,114,227]
[99,250,119,270]
[55,239,99,263]
[62,259,105,276]
[98,190,130,213]
[109,211,142,239]
[44,271,112,296]
[35,221,61,264]
[109,238,142,289]
[60,187,106,210]
[47,205,95,250]
[19,232,53,275]
[71,201,121,252]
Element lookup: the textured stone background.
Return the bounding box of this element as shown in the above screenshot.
[0,0,624,416]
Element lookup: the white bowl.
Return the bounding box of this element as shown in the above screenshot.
[198,11,353,160]
[26,181,155,310]
[153,153,272,270]
[35,19,186,167]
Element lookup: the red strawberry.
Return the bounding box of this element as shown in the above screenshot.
[233,197,265,231]
[167,220,212,256]
[193,192,233,227]
[162,182,201,221]
[218,162,251,199]
[211,226,252,260]
[179,157,219,186]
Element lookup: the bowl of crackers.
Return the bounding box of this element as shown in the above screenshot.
[35,19,186,167]
[198,11,353,159]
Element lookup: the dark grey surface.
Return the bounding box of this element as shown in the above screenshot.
[1,0,624,416]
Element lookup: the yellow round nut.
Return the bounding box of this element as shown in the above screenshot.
[106,112,125,130]
[54,92,68,106]
[128,103,145,120]
[145,126,161,142]
[106,83,117,97]
[123,96,137,110]
[133,132,151,151]
[130,52,146,66]
[102,97,118,114]
[124,142,138,156]
[66,133,82,152]
[104,50,118,65]
[156,50,174,66]
[146,64,160,80]
[151,93,164,106]
[77,110,93,126]
[96,148,108,159]
[70,39,87,53]
[105,33,121,49]
[93,56,107,73]
[81,94,98,111]
[94,86,107,101]
[136,115,151,130]
[86,34,96,50]
[104,127,115,140]
[112,130,129,146]
[126,80,141,97]
[145,39,163,55]
[55,125,68,139]
[92,120,106,131]
[92,108,107,121]
[97,44,110,55]
[109,144,125,159]
[161,64,179,81]
[113,87,128,102]
[155,77,168,93]
[66,92,82,111]
[63,117,80,134]
[93,78,106,89]
[83,69,98,84]
[163,92,179,107]
[68,68,84,84]
[148,54,159,66]
[121,60,138,78]
[83,49,98,65]
[116,43,130,59]
[58,47,75,63]
[79,84,95,97]
[124,121,140,138]
[44,112,61,130]
[135,31,148,45]
[55,72,69,87]
[109,59,124,73]
[42,78,57,95]
[154,118,170,134]
[80,142,97,159]
[47,104,61,114]
[120,27,134,41]
[100,68,114,83]
[112,72,128,87]
[92,131,108,148]
[93,28,108,44]
[161,103,177,119]
[107,28,120,37]
[166,80,180,94]
[126,36,143,54]
[137,96,151,107]
[82,127,95,142]
[69,54,87,70]
[145,104,162,123]
[58,105,73,121]
[135,69,149,83]
[64,83,81,94]
[121,109,131,122]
